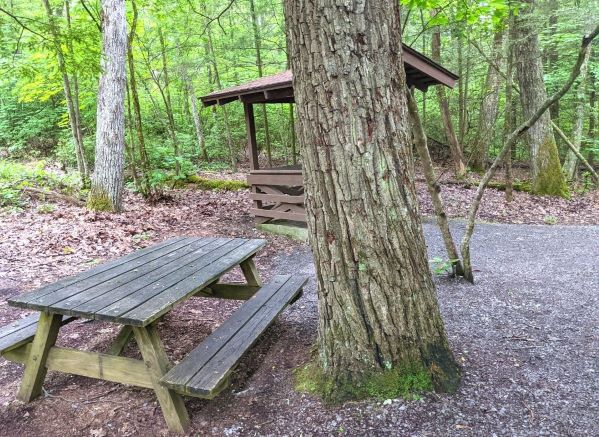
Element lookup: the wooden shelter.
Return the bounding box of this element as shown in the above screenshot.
[201,44,458,224]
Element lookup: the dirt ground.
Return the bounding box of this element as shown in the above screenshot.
[0,176,597,436]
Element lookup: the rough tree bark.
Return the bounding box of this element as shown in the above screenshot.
[187,79,208,161]
[87,0,126,212]
[513,0,568,197]
[504,16,516,202]
[284,0,460,398]
[407,90,464,277]
[431,14,467,178]
[472,30,504,170]
[563,47,591,180]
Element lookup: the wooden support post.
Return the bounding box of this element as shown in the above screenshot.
[244,102,259,171]
[132,325,189,434]
[106,325,133,356]
[16,311,62,402]
[240,257,262,286]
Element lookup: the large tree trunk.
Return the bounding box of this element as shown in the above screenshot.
[471,30,504,170]
[284,0,460,399]
[513,0,568,197]
[431,16,467,178]
[87,0,126,212]
[563,47,591,180]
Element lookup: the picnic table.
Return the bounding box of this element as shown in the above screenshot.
[1,237,307,433]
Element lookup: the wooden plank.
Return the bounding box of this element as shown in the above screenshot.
[106,326,133,356]
[133,325,189,434]
[240,258,262,286]
[247,173,304,186]
[250,208,306,222]
[117,239,268,326]
[9,237,195,310]
[92,239,248,324]
[160,275,291,395]
[16,312,62,402]
[197,284,261,300]
[0,314,75,353]
[250,193,304,203]
[4,344,154,389]
[249,169,303,175]
[185,275,306,397]
[50,238,222,317]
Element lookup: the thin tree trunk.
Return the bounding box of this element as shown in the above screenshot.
[513,0,568,197]
[158,28,181,176]
[472,30,504,170]
[42,0,88,181]
[407,89,464,277]
[563,47,591,180]
[504,17,516,202]
[460,24,599,281]
[207,28,236,170]
[553,123,599,184]
[127,0,151,197]
[431,13,467,178]
[125,83,141,191]
[64,0,88,179]
[546,0,559,120]
[284,0,460,399]
[250,0,272,167]
[588,73,597,167]
[87,0,126,212]
[188,80,208,161]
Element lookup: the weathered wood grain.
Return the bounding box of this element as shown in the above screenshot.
[117,239,267,326]
[160,275,306,397]
[0,314,75,353]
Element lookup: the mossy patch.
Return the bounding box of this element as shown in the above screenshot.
[532,137,570,198]
[86,187,115,212]
[172,175,249,191]
[294,360,434,404]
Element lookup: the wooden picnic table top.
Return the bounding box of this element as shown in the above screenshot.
[8,237,267,327]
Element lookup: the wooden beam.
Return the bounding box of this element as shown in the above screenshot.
[250,208,307,222]
[16,312,62,402]
[264,87,294,100]
[244,103,259,171]
[250,193,304,204]
[240,258,262,286]
[4,343,155,389]
[247,173,304,186]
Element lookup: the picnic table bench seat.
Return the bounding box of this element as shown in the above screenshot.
[0,313,76,355]
[160,274,307,398]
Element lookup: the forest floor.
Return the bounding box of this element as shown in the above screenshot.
[0,168,597,436]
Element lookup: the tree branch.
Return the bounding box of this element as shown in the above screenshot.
[459,24,599,283]
[0,7,48,41]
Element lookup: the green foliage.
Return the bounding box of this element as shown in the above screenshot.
[429,257,457,275]
[185,175,249,191]
[0,159,81,209]
[295,361,433,403]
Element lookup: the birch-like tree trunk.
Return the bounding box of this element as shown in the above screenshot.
[188,79,208,161]
[563,47,591,180]
[284,0,460,399]
[513,0,568,197]
[87,0,126,212]
[472,31,504,170]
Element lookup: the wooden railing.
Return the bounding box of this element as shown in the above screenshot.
[247,168,307,223]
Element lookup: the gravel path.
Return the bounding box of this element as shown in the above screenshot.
[0,222,597,436]
[260,222,599,436]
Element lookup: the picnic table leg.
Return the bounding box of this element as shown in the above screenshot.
[132,325,189,434]
[106,325,133,356]
[17,312,62,402]
[240,257,262,286]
